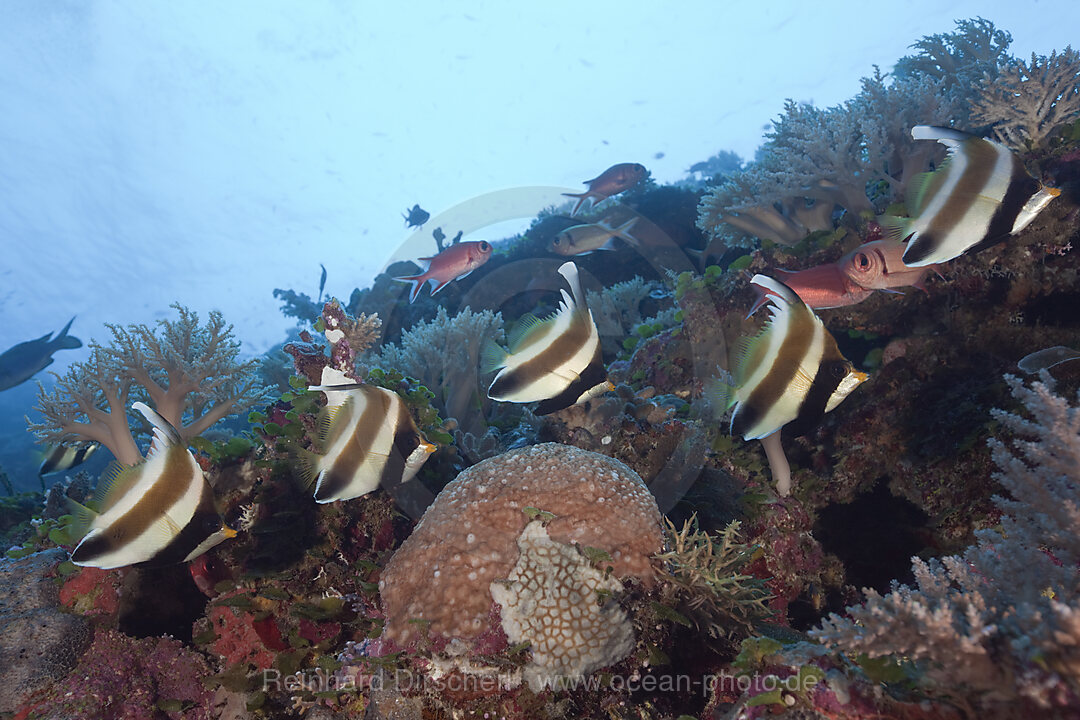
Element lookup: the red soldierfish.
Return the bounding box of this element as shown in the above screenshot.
[562,162,648,215]
[394,240,493,303]
[748,240,943,315]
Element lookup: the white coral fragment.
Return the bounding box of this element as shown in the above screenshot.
[490,522,634,691]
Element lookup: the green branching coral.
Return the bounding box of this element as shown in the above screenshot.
[29,304,270,466]
[654,516,771,639]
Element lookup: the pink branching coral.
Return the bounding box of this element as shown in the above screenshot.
[29,303,268,466]
[812,373,1080,713]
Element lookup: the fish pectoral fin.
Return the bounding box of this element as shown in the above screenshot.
[879,216,914,243]
[65,497,99,540]
[293,447,322,490]
[787,366,818,397]
[480,338,510,373]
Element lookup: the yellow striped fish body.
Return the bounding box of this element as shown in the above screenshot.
[891,126,1060,267]
[486,261,612,415]
[306,368,436,504]
[70,403,235,569]
[39,442,99,477]
[729,275,867,440]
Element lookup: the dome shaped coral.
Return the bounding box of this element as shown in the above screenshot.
[379,443,663,654]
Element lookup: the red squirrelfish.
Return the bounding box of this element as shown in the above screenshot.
[749,240,943,315]
[562,162,648,215]
[394,240,493,303]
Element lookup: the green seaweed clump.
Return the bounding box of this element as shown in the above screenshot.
[654,515,772,639]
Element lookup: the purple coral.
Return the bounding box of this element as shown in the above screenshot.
[17,629,212,720]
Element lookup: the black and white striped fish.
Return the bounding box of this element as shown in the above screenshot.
[39,442,99,477]
[725,275,867,441]
[486,261,613,415]
[70,402,236,569]
[302,368,436,503]
[885,126,1060,267]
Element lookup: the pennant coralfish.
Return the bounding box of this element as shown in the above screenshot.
[486,261,613,415]
[884,126,1060,267]
[301,367,436,503]
[716,275,867,495]
[69,403,236,569]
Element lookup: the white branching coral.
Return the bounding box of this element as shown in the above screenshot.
[490,522,634,691]
[973,47,1080,149]
[30,304,267,466]
[696,19,1011,248]
[696,73,960,246]
[586,276,656,340]
[812,373,1080,710]
[368,306,503,426]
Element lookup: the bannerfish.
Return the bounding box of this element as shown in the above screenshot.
[301,367,437,503]
[39,442,99,477]
[725,275,867,441]
[394,240,493,303]
[486,261,613,415]
[0,317,82,392]
[884,126,1060,267]
[562,162,648,215]
[550,218,640,256]
[69,402,237,569]
[403,204,430,229]
[750,239,943,313]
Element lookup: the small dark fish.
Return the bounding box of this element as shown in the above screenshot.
[0,317,82,392]
[562,162,648,215]
[432,227,446,251]
[403,204,431,229]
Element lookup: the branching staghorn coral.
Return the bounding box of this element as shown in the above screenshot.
[587,276,658,340]
[654,516,771,638]
[30,304,268,466]
[367,306,503,429]
[696,75,956,247]
[973,47,1080,149]
[697,19,1009,248]
[811,373,1080,711]
[893,17,1013,99]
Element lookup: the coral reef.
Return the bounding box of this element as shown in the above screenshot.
[366,306,503,433]
[16,629,213,720]
[972,46,1080,149]
[29,304,268,465]
[378,443,662,654]
[490,521,636,690]
[0,549,92,714]
[813,374,1080,714]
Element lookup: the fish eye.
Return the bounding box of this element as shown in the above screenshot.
[831,363,848,379]
[856,252,870,269]
[479,241,490,252]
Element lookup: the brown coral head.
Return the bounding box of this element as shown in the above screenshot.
[378,443,662,649]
